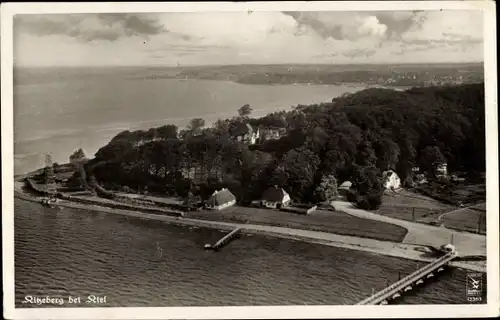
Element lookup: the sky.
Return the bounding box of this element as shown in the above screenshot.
[13,10,484,67]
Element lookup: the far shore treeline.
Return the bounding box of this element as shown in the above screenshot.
[61,83,484,210]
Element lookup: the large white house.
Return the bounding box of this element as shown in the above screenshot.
[382,170,402,190]
[205,188,236,210]
[235,123,260,145]
[261,186,291,209]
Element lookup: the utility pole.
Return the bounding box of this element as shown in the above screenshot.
[412,207,416,221]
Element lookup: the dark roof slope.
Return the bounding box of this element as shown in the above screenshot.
[230,122,255,136]
[262,186,289,202]
[207,188,236,206]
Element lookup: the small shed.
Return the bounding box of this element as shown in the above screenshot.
[205,188,236,210]
[261,186,291,209]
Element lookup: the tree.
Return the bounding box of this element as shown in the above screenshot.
[281,147,321,201]
[157,124,178,140]
[312,175,339,203]
[187,118,205,136]
[351,165,384,210]
[70,148,86,163]
[269,165,289,188]
[356,141,377,167]
[238,104,253,117]
[374,138,401,171]
[418,145,446,177]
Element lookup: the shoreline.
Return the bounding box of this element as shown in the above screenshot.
[14,186,486,273]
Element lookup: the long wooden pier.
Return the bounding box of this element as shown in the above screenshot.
[357,250,458,305]
[205,227,242,250]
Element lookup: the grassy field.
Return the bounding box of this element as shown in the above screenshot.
[414,181,486,206]
[374,189,486,234]
[440,203,486,234]
[187,205,408,243]
[373,190,454,223]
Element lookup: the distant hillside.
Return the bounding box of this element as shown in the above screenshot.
[141,63,484,87]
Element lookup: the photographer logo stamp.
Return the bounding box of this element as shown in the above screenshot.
[466,273,483,303]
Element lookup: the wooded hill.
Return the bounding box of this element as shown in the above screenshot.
[74,82,485,210]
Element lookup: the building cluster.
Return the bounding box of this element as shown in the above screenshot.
[205,186,291,211]
[205,169,406,211]
[363,72,481,87]
[231,123,286,145]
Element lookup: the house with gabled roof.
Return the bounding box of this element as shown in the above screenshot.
[382,170,401,190]
[232,123,260,145]
[261,186,291,209]
[205,188,236,210]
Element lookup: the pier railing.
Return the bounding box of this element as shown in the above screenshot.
[357,250,457,305]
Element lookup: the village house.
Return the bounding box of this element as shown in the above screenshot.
[382,170,401,190]
[261,186,291,209]
[233,123,260,145]
[259,127,286,141]
[205,188,236,210]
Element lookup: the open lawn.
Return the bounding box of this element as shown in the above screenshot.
[374,189,486,234]
[373,189,454,222]
[414,182,486,206]
[440,203,486,234]
[186,205,408,243]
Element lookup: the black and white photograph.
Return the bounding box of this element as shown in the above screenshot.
[2,1,498,319]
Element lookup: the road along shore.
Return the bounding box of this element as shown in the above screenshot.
[14,187,485,273]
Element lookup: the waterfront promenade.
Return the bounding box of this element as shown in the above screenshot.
[15,183,485,272]
[332,201,486,258]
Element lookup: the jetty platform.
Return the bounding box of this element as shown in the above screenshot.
[357,250,458,305]
[205,227,242,250]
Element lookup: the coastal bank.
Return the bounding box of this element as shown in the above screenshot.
[14,185,485,273]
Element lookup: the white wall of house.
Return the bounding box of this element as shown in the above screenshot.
[208,199,236,210]
[262,197,290,209]
[243,130,260,145]
[436,163,448,176]
[383,171,402,190]
[262,200,277,208]
[283,194,291,204]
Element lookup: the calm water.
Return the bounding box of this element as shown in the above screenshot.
[14,67,366,175]
[12,67,484,306]
[15,198,478,307]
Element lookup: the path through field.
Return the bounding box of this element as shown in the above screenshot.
[331,201,486,258]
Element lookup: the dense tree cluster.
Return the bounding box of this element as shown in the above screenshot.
[82,83,484,210]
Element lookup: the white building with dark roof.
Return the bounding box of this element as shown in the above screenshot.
[261,186,291,209]
[205,188,236,210]
[233,123,260,145]
[382,170,401,190]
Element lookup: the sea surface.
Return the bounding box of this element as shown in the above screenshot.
[12,67,484,307]
[13,66,366,175]
[14,198,478,307]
